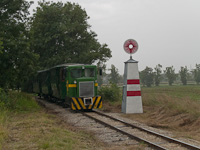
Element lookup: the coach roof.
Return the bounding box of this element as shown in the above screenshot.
[37,63,95,73]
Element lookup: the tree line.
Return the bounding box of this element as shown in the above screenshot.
[0,1,111,91]
[99,64,200,87]
[140,64,200,87]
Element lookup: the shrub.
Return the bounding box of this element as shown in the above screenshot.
[98,83,121,102]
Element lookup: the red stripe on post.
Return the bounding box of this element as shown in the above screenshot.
[127,79,140,84]
[127,91,141,96]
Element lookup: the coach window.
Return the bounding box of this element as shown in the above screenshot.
[61,69,66,81]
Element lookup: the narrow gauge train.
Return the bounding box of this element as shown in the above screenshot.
[33,63,102,110]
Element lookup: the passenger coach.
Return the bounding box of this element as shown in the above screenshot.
[33,63,102,110]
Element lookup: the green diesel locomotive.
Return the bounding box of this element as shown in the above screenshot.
[33,63,102,110]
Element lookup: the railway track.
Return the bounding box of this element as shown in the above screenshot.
[82,110,200,150]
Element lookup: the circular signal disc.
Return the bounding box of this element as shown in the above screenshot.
[123,39,139,54]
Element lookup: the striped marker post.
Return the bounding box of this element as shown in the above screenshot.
[122,58,143,114]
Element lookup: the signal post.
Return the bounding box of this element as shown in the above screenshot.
[122,39,143,114]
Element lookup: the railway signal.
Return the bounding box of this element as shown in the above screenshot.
[123,39,138,54]
[122,39,143,114]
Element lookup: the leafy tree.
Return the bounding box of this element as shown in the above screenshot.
[193,64,200,84]
[179,66,188,85]
[140,67,154,87]
[30,1,111,69]
[0,0,38,89]
[109,64,120,84]
[164,66,176,86]
[154,64,162,86]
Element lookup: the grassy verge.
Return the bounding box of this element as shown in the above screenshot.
[0,90,102,150]
[100,85,200,141]
[3,111,101,150]
[0,89,40,149]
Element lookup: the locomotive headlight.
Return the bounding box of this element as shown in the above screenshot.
[74,80,77,84]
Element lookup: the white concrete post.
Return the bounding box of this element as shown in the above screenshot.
[122,58,143,114]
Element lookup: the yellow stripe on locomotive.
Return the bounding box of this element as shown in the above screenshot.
[71,96,102,110]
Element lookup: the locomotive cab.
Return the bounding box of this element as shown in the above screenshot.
[33,63,102,111]
[67,65,102,110]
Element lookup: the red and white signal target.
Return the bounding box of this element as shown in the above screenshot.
[123,39,138,54]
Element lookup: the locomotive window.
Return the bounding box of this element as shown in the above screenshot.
[71,69,82,78]
[85,68,95,77]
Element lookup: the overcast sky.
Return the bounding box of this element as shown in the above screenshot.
[29,0,200,74]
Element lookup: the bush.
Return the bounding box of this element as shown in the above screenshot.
[98,83,121,102]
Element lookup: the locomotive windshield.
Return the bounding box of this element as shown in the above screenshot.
[71,69,82,78]
[85,68,95,77]
[70,68,95,78]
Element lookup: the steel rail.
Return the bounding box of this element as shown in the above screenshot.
[93,110,200,150]
[82,112,167,150]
